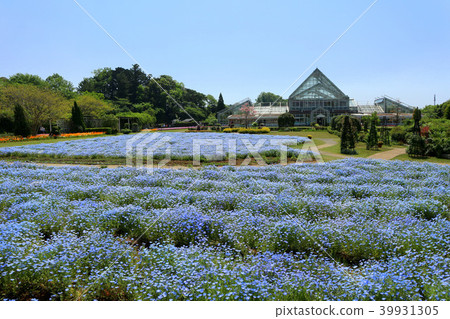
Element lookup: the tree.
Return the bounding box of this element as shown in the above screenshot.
[340,115,356,154]
[239,104,256,128]
[204,114,218,126]
[0,84,70,134]
[205,94,217,113]
[407,107,426,157]
[278,112,294,128]
[366,116,379,150]
[216,93,226,113]
[412,108,422,135]
[361,115,371,132]
[45,73,75,99]
[256,92,285,104]
[75,92,113,118]
[71,101,86,132]
[407,134,426,157]
[14,104,31,137]
[444,103,450,120]
[9,73,47,87]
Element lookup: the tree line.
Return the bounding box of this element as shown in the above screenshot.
[0,65,228,135]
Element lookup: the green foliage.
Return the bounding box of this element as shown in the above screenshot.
[0,113,14,133]
[71,101,86,133]
[391,126,407,143]
[45,73,75,99]
[340,116,356,154]
[361,116,371,132]
[380,127,391,146]
[216,93,226,113]
[121,129,132,134]
[422,102,448,119]
[116,112,155,128]
[13,104,31,137]
[101,114,119,129]
[204,114,218,126]
[131,123,140,132]
[9,73,47,87]
[366,117,379,150]
[277,113,295,128]
[407,134,426,157]
[412,108,422,137]
[256,92,285,103]
[445,104,450,120]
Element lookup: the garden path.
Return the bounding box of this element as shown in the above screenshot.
[367,147,406,160]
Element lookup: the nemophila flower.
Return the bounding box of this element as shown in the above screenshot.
[0,159,449,300]
[0,133,309,160]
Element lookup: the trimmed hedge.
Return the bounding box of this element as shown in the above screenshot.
[223,127,271,134]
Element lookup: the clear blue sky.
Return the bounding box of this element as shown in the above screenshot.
[1,0,449,107]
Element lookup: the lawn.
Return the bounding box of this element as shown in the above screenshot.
[0,159,449,301]
[392,153,450,165]
[320,141,405,158]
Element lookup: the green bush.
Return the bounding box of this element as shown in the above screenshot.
[121,129,132,135]
[407,134,426,157]
[278,113,295,128]
[131,123,140,133]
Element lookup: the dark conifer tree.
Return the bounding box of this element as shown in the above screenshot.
[14,104,31,137]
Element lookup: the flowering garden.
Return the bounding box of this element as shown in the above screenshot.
[0,132,106,144]
[0,158,449,300]
[0,132,309,162]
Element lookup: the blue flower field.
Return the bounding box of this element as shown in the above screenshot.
[0,159,449,300]
[0,133,309,161]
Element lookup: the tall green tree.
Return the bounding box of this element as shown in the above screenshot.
[407,108,426,157]
[340,115,356,154]
[366,116,379,150]
[14,104,31,137]
[412,108,422,135]
[45,73,75,99]
[216,93,225,113]
[71,101,86,132]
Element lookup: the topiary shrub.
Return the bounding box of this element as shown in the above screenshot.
[131,123,140,132]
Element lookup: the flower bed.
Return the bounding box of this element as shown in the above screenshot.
[0,132,309,160]
[0,159,449,300]
[0,132,106,143]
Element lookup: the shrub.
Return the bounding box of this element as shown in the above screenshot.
[121,129,132,135]
[278,113,295,128]
[237,127,270,134]
[407,134,426,157]
[131,123,140,133]
[223,128,240,133]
